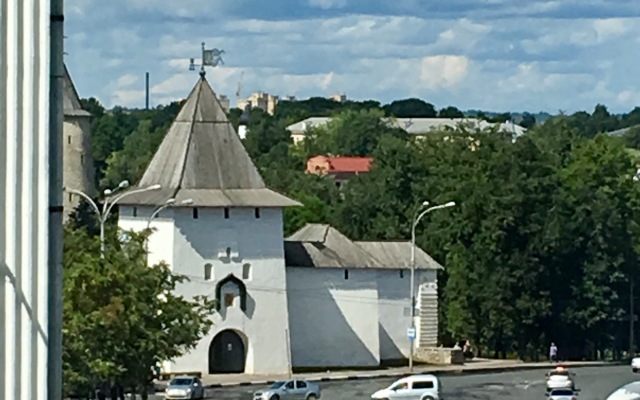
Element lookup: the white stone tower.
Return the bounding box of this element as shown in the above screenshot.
[118,72,300,375]
[62,64,96,221]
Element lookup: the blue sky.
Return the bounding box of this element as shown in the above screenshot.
[65,0,640,114]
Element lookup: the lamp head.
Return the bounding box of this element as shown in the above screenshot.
[103,189,112,196]
[421,200,430,207]
[444,201,456,207]
[148,184,162,190]
[118,180,130,189]
[180,198,194,205]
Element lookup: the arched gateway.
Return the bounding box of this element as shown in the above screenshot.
[208,330,246,373]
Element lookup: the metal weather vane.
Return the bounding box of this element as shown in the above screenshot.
[189,42,225,77]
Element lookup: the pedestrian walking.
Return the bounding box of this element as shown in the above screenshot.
[549,342,558,362]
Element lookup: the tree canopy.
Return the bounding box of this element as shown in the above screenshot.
[76,92,640,365]
[63,226,216,398]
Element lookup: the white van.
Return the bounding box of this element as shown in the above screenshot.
[371,374,442,400]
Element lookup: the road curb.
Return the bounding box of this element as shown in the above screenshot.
[174,361,619,390]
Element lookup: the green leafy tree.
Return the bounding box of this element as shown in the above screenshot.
[63,227,216,398]
[438,106,464,118]
[101,120,166,189]
[383,98,437,118]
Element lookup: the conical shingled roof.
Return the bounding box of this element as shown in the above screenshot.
[120,76,300,208]
[63,64,91,117]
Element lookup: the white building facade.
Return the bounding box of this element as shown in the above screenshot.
[117,75,444,376]
[0,0,53,399]
[118,73,300,375]
[285,225,441,368]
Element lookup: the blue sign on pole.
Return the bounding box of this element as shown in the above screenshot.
[407,327,416,340]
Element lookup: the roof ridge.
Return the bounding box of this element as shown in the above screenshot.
[171,78,203,198]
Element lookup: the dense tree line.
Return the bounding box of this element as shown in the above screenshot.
[68,91,640,395]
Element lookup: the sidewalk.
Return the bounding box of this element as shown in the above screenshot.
[156,359,617,389]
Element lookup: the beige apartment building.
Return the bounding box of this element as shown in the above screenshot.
[237,92,294,115]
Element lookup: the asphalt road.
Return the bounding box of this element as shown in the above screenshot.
[151,365,637,400]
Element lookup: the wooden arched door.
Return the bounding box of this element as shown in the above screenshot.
[209,330,246,373]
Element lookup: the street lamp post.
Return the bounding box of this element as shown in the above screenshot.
[145,198,193,257]
[64,180,162,258]
[630,169,640,355]
[146,198,194,230]
[409,200,456,371]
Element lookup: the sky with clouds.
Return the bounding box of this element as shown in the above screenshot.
[65,0,640,114]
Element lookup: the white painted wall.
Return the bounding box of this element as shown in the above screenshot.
[118,206,291,375]
[119,205,175,268]
[0,1,50,398]
[287,267,438,367]
[286,268,381,367]
[376,269,437,360]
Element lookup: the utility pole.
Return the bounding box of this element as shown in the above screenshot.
[631,280,635,356]
[145,72,150,109]
[49,0,65,398]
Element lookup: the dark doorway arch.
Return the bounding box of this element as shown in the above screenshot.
[215,274,247,312]
[209,330,246,374]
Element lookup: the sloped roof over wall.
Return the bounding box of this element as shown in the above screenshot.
[119,76,300,208]
[286,117,527,137]
[285,223,443,270]
[63,64,91,117]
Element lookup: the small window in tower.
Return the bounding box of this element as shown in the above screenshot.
[344,269,349,280]
[399,270,404,278]
[193,208,199,219]
[68,193,73,202]
[224,293,235,308]
[225,247,231,258]
[242,263,251,280]
[224,207,230,219]
[81,155,84,165]
[67,135,71,144]
[254,208,260,219]
[133,207,137,217]
[204,263,212,280]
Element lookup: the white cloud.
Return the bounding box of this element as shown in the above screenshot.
[309,0,347,9]
[110,89,145,107]
[593,18,630,42]
[65,0,640,113]
[116,74,138,87]
[420,55,470,90]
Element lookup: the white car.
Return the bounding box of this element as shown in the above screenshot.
[631,356,640,372]
[545,367,576,391]
[546,388,578,400]
[371,374,441,400]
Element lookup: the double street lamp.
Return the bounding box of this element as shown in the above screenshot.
[408,200,456,371]
[146,197,194,229]
[64,180,162,258]
[145,198,193,258]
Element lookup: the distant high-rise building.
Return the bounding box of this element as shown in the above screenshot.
[237,92,279,115]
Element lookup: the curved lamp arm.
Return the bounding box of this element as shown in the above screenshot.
[147,202,173,230]
[104,184,162,221]
[413,202,456,231]
[64,187,103,222]
[146,198,193,229]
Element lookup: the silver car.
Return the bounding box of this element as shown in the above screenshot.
[545,367,576,391]
[546,388,578,400]
[253,379,321,400]
[164,376,205,400]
